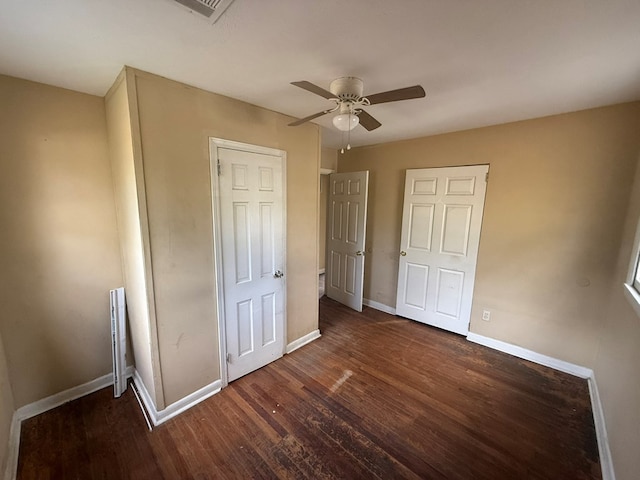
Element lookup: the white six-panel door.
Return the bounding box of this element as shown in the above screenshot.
[396,165,488,335]
[326,171,369,312]
[216,145,285,382]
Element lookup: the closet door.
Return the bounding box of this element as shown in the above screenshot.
[396,165,488,335]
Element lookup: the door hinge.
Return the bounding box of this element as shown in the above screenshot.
[485,172,489,183]
[226,353,231,363]
[217,158,221,176]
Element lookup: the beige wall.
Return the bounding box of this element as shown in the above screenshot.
[0,66,636,475]
[321,147,338,171]
[129,69,320,406]
[593,152,640,480]
[105,71,163,408]
[0,75,123,407]
[0,331,15,476]
[340,102,640,367]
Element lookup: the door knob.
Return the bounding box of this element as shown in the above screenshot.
[400,251,407,256]
[273,270,284,278]
[356,251,364,256]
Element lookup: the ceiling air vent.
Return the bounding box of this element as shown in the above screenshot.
[171,0,235,24]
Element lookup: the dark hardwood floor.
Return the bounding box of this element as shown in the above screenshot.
[17,297,601,479]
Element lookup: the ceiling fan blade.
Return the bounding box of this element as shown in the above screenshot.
[357,109,382,131]
[291,81,336,99]
[288,109,333,126]
[366,85,426,105]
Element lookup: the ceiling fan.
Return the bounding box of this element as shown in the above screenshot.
[288,77,426,132]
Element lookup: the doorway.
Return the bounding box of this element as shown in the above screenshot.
[210,138,286,383]
[325,171,369,312]
[318,169,332,298]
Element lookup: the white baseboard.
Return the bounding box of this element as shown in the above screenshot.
[588,374,615,480]
[363,298,397,315]
[132,370,222,427]
[4,366,135,480]
[131,371,156,425]
[16,365,134,421]
[466,332,593,378]
[3,413,20,480]
[286,329,321,354]
[466,332,614,480]
[3,341,614,480]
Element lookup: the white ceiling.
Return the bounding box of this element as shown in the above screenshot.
[1,0,639,148]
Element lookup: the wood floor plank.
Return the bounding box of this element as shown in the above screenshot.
[247,381,370,478]
[17,297,601,479]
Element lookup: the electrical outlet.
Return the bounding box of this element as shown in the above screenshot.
[482,310,491,321]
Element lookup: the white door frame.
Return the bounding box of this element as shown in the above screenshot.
[326,171,369,312]
[319,168,335,280]
[209,137,287,388]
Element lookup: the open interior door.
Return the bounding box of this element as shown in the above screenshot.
[326,171,369,312]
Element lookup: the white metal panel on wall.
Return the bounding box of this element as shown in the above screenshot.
[110,287,127,398]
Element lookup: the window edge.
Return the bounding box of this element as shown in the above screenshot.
[623,283,640,319]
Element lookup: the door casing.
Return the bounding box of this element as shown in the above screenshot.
[326,171,369,312]
[209,137,287,388]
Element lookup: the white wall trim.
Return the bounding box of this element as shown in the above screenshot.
[155,379,222,426]
[209,137,288,389]
[15,365,134,421]
[466,332,593,378]
[466,332,614,479]
[3,413,20,480]
[588,374,616,480]
[132,370,222,426]
[286,330,321,354]
[4,366,135,480]
[624,214,640,287]
[363,298,397,315]
[16,373,113,421]
[2,345,614,480]
[320,168,335,175]
[622,283,640,319]
[131,370,156,424]
[16,374,112,421]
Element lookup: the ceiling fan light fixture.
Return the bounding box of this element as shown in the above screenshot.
[333,113,359,131]
[289,77,425,132]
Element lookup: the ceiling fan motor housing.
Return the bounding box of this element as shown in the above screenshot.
[330,77,364,101]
